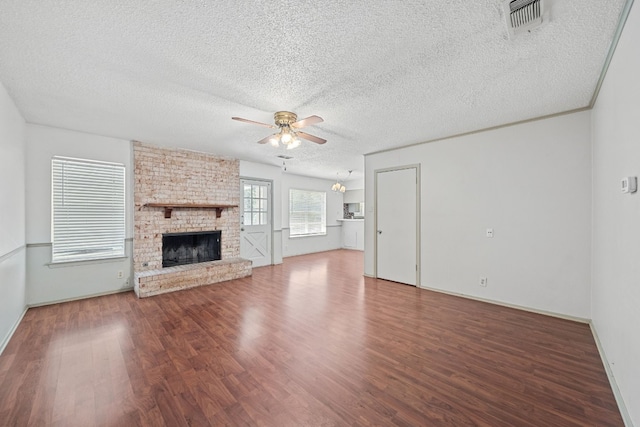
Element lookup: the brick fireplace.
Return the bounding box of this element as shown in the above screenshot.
[133,141,251,297]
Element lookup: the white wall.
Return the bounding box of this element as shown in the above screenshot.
[365,111,592,319]
[0,81,27,352]
[346,177,364,190]
[344,189,364,204]
[25,125,133,305]
[591,2,640,424]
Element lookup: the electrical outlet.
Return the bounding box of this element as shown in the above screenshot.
[486,228,494,238]
[117,270,124,279]
[479,277,488,287]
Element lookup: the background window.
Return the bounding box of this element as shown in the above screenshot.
[289,189,326,237]
[52,156,125,263]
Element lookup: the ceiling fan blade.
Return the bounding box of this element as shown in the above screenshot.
[297,131,326,144]
[291,115,324,129]
[256,134,274,144]
[232,117,276,129]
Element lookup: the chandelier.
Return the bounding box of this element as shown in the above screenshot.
[331,170,352,193]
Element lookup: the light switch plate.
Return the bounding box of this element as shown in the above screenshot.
[621,177,637,193]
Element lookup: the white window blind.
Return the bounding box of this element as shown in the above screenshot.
[52,156,125,263]
[289,189,326,237]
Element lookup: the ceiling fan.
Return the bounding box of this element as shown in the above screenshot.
[232,111,326,149]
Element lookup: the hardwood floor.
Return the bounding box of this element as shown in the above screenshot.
[0,250,623,426]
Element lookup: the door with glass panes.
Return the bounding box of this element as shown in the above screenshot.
[240,179,272,267]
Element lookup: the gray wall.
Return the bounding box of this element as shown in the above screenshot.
[0,82,27,352]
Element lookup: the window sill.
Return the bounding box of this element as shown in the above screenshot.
[47,255,128,268]
[288,233,328,239]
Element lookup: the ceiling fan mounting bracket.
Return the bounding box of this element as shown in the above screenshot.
[274,111,297,126]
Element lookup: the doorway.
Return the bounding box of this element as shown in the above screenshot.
[240,178,273,267]
[375,166,420,286]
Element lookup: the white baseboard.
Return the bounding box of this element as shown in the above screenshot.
[28,286,134,308]
[0,306,28,356]
[417,284,590,324]
[590,323,634,427]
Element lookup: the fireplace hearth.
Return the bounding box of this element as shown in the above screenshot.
[162,231,221,268]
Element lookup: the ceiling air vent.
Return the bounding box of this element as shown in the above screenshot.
[504,0,544,38]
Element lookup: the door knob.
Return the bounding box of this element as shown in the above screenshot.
[377,230,382,235]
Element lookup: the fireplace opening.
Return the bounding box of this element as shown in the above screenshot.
[162,231,221,268]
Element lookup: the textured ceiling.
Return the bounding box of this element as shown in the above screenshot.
[0,0,628,181]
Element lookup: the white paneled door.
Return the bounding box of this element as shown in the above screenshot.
[375,166,419,286]
[240,179,272,267]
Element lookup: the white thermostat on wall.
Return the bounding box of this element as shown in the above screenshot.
[621,177,637,193]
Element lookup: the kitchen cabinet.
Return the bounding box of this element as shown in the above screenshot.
[339,219,364,251]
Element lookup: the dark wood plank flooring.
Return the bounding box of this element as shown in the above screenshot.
[0,250,623,426]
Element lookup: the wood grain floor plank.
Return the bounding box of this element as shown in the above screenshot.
[0,250,624,426]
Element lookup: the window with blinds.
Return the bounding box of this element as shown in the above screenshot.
[51,156,126,263]
[289,189,326,237]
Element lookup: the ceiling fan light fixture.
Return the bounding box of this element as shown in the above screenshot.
[280,128,293,144]
[286,137,301,150]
